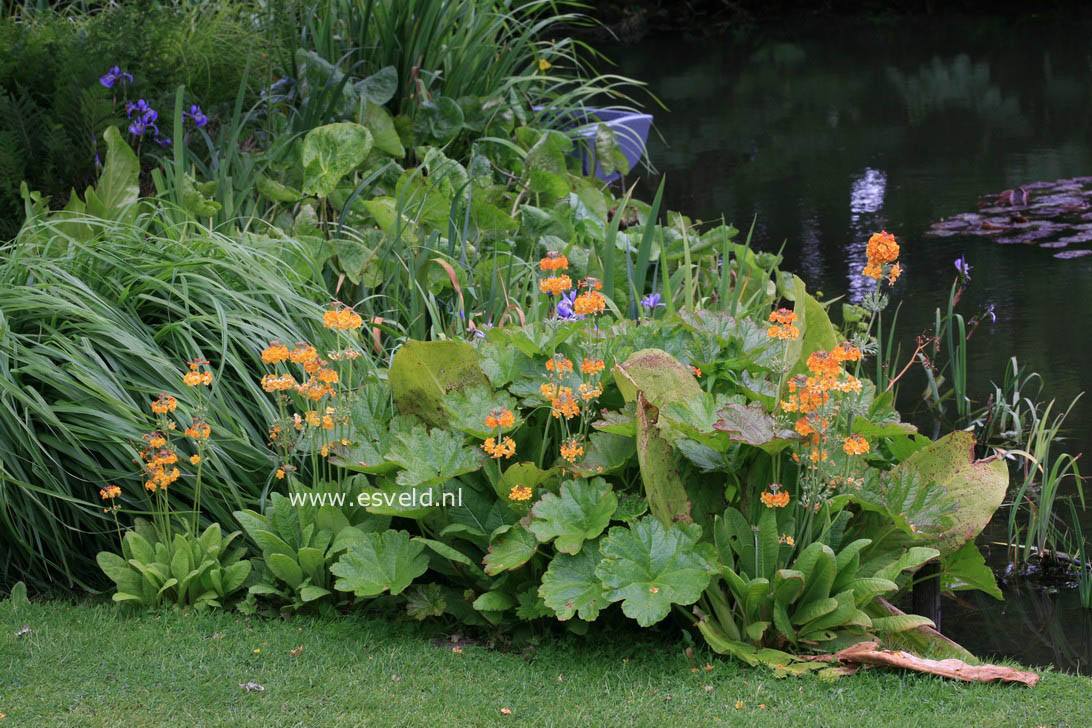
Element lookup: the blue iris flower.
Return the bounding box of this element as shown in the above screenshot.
[185,104,208,128]
[641,293,666,310]
[99,66,133,89]
[556,290,583,321]
[954,256,972,281]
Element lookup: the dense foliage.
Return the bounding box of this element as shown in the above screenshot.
[0,0,1086,674]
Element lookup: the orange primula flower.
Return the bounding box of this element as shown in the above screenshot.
[485,408,516,429]
[546,356,574,374]
[865,231,899,264]
[572,290,606,316]
[831,342,862,363]
[843,434,870,455]
[539,251,569,272]
[560,437,584,463]
[508,485,533,501]
[550,391,580,419]
[482,436,516,459]
[580,358,605,375]
[261,341,290,365]
[539,275,573,296]
[760,485,790,508]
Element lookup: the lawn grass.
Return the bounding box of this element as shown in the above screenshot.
[1,598,1090,727]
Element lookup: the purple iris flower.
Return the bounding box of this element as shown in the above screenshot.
[954,255,972,281]
[184,104,208,128]
[154,135,172,148]
[99,66,133,89]
[126,100,162,140]
[126,99,152,119]
[556,290,583,321]
[641,293,666,310]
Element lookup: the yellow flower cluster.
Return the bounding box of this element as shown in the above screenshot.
[560,437,584,463]
[861,231,902,284]
[508,484,533,501]
[578,382,603,401]
[482,436,516,459]
[261,373,297,392]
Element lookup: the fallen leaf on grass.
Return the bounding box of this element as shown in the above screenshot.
[239,681,264,692]
[14,625,32,637]
[500,707,512,715]
[824,641,1039,685]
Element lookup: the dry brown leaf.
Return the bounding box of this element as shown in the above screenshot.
[829,641,1039,686]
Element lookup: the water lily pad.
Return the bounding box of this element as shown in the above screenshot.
[1053,249,1092,259]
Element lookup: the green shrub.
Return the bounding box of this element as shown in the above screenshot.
[0,3,270,235]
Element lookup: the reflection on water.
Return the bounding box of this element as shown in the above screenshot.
[610,16,1092,673]
[848,168,888,301]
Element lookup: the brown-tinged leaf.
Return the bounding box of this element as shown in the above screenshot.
[635,393,692,526]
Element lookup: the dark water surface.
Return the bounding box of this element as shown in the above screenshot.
[610,16,1092,672]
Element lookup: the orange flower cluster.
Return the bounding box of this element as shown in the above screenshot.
[141,438,181,492]
[539,274,573,296]
[767,308,800,340]
[862,231,902,284]
[539,251,569,272]
[184,420,211,440]
[99,484,121,501]
[289,344,318,366]
[580,358,605,375]
[573,290,606,316]
[508,484,533,501]
[182,358,213,387]
[546,356,573,373]
[482,436,516,459]
[485,408,516,429]
[261,341,290,365]
[261,373,297,392]
[151,394,177,414]
[842,434,870,455]
[578,382,603,401]
[560,437,585,463]
[550,391,580,419]
[760,485,790,508]
[323,303,363,331]
[832,341,862,362]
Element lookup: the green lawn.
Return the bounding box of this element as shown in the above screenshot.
[1,598,1089,727]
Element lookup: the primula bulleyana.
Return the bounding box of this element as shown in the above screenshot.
[843,434,870,455]
[508,485,533,501]
[760,484,790,508]
[482,436,516,459]
[484,408,515,429]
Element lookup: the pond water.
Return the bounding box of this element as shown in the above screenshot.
[609,16,1092,673]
